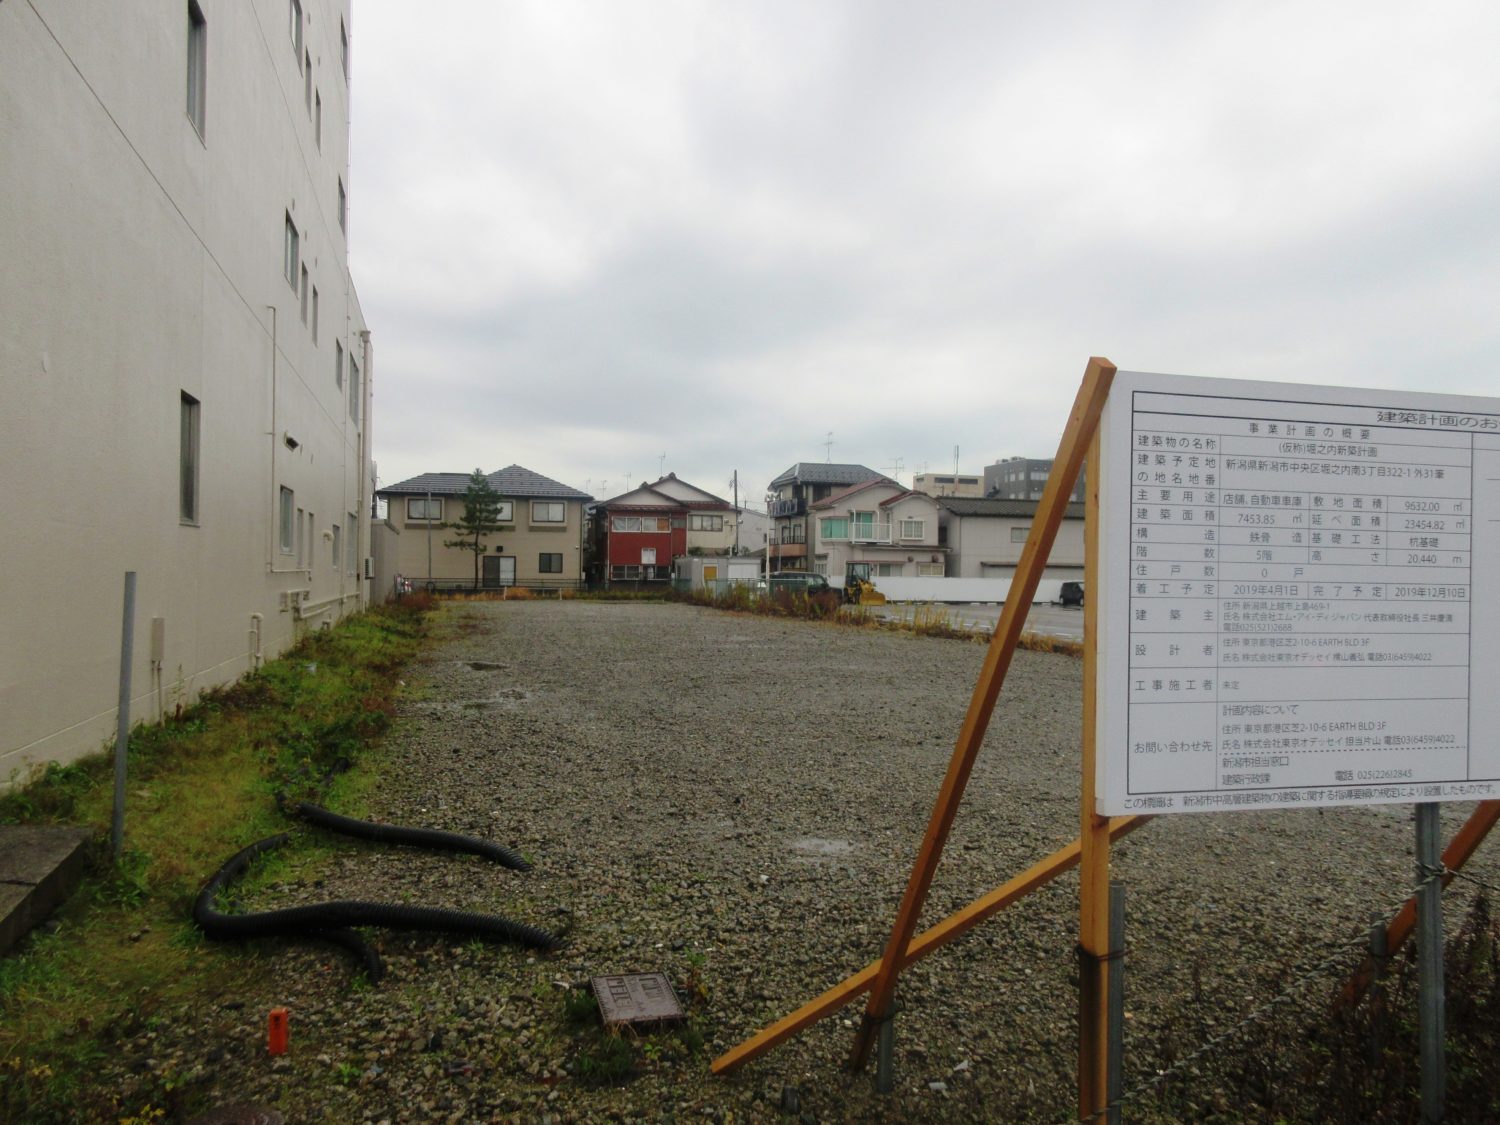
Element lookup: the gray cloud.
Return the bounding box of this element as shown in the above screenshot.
[352,0,1500,500]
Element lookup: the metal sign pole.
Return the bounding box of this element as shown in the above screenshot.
[1415,801,1445,1123]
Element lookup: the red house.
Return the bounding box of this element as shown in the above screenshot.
[591,474,740,588]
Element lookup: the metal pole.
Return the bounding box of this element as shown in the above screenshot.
[1106,881,1125,1125]
[111,572,136,861]
[875,1011,895,1094]
[1415,801,1445,1123]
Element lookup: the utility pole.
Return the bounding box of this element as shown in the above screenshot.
[733,470,740,555]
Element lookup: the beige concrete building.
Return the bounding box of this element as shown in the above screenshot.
[377,467,592,591]
[911,471,984,498]
[1,0,372,780]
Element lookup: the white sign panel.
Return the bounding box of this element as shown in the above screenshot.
[1097,371,1500,814]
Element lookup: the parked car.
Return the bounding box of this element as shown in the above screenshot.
[1058,581,1084,607]
[767,571,831,595]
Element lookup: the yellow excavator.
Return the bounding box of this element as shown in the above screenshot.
[842,562,887,605]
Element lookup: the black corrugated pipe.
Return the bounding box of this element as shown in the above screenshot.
[193,835,559,965]
[292,802,531,871]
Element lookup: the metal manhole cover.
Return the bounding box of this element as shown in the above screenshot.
[591,972,684,1030]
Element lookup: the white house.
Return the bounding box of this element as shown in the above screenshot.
[1,0,373,779]
[808,480,947,579]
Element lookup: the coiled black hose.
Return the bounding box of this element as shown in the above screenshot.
[292,802,531,871]
[193,835,559,963]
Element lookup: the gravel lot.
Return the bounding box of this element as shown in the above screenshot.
[119,600,1499,1123]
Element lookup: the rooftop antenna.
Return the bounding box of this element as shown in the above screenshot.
[658,453,667,478]
[954,445,960,474]
[884,457,905,484]
[823,431,834,462]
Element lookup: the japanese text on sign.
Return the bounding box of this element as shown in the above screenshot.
[1096,372,1500,814]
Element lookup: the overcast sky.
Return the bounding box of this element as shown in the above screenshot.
[349,1,1500,507]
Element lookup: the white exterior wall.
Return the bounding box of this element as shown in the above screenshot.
[0,0,371,779]
[942,514,1086,578]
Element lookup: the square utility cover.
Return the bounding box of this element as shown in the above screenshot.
[591,972,684,1029]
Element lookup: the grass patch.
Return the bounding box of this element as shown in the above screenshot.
[0,598,433,1123]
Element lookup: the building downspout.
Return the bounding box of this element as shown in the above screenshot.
[358,329,373,609]
[267,305,278,570]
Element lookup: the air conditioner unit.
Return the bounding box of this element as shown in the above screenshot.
[363,557,375,579]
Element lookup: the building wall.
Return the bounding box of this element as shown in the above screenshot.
[942,514,1086,578]
[0,0,371,779]
[387,500,588,586]
[912,473,984,498]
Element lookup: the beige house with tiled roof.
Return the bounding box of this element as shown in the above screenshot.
[376,466,592,590]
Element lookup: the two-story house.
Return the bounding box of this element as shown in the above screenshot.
[591,474,741,588]
[935,497,1085,580]
[809,480,947,579]
[376,466,592,590]
[765,463,891,573]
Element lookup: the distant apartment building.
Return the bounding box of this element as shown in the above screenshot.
[766,463,891,572]
[984,457,1087,502]
[911,471,984,498]
[1,0,372,778]
[378,467,592,590]
[936,498,1085,580]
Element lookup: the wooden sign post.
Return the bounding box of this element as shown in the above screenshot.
[713,357,1142,1121]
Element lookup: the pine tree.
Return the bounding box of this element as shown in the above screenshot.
[443,469,507,589]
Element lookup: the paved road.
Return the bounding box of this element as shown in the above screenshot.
[870,599,1085,640]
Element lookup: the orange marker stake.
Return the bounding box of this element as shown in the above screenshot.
[268,1007,289,1056]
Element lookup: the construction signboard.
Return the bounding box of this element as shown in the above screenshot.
[1096,371,1500,814]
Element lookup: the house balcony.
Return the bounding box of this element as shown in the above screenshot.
[769,498,805,518]
[769,542,807,560]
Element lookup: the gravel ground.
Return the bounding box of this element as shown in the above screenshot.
[106,600,1500,1123]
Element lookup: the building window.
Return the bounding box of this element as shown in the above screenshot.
[532,501,565,523]
[299,264,309,323]
[314,90,322,148]
[283,213,298,288]
[289,0,302,59]
[1011,526,1031,543]
[899,518,924,540]
[186,2,207,138]
[304,50,312,112]
[305,511,315,569]
[407,497,441,521]
[278,488,294,552]
[339,19,349,79]
[334,339,344,388]
[345,513,357,572]
[820,517,849,540]
[311,286,319,342]
[611,565,641,581]
[179,392,200,523]
[494,500,514,522]
[612,515,641,532]
[331,522,341,568]
[348,354,360,423]
[337,178,346,232]
[851,511,876,538]
[688,513,724,532]
[539,553,562,574]
[917,562,944,577]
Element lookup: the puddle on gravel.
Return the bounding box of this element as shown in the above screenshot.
[787,836,855,860]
